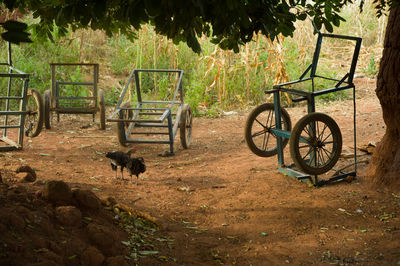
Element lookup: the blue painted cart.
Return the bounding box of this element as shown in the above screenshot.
[107,69,192,155]
[245,33,362,186]
[0,43,43,151]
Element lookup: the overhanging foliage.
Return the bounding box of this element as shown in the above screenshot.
[0,0,396,52]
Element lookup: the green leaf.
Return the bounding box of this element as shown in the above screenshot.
[1,31,32,44]
[323,19,333,32]
[2,20,28,31]
[68,255,77,260]
[83,217,92,222]
[138,250,159,256]
[121,241,131,246]
[297,13,307,21]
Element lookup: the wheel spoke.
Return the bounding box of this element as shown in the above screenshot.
[252,130,266,138]
[317,123,328,142]
[298,144,312,149]
[321,131,333,143]
[254,118,266,128]
[317,149,325,166]
[319,148,326,165]
[263,132,272,151]
[303,125,313,138]
[301,146,314,161]
[320,146,333,161]
[265,110,273,128]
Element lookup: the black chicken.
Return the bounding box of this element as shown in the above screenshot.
[105,147,136,180]
[127,157,146,184]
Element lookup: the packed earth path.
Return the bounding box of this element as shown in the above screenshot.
[1,78,400,265]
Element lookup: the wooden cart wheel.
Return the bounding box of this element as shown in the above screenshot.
[98,89,106,130]
[180,104,193,149]
[44,89,53,129]
[23,89,44,137]
[289,112,342,175]
[117,102,133,147]
[245,103,292,157]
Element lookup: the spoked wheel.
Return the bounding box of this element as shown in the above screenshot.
[44,90,53,129]
[289,112,342,175]
[117,102,133,147]
[245,103,292,157]
[98,89,106,130]
[24,89,44,137]
[180,104,193,149]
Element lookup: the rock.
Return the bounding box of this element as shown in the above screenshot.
[7,185,27,201]
[0,223,7,233]
[16,165,37,179]
[0,183,8,200]
[87,224,115,248]
[42,180,72,205]
[73,189,101,210]
[81,246,105,266]
[0,211,26,230]
[25,260,59,266]
[39,250,64,265]
[55,206,82,227]
[105,256,129,266]
[15,172,36,183]
[100,196,117,207]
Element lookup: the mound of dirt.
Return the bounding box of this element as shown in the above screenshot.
[0,179,160,266]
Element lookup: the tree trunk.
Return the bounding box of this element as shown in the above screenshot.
[367,7,400,189]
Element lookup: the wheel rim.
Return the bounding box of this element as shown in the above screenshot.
[290,113,342,175]
[44,90,52,129]
[298,122,335,168]
[117,102,132,146]
[99,90,106,130]
[25,92,39,136]
[185,106,192,144]
[180,104,192,149]
[249,108,288,154]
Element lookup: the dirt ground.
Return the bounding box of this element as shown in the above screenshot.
[1,77,400,265]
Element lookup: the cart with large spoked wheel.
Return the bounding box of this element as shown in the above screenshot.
[44,63,106,130]
[245,33,362,187]
[0,42,43,151]
[107,69,192,155]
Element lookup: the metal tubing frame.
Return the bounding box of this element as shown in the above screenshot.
[0,43,30,151]
[50,63,99,117]
[268,33,361,187]
[107,69,184,154]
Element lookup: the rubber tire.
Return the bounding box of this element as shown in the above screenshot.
[117,102,133,147]
[289,112,342,175]
[180,104,193,149]
[245,103,292,157]
[24,89,44,137]
[44,90,52,129]
[98,89,106,130]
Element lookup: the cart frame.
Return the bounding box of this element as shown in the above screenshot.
[44,63,106,129]
[107,69,192,155]
[1,42,43,151]
[246,33,362,186]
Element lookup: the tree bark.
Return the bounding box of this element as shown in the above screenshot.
[367,7,400,189]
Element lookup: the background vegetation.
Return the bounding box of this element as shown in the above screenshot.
[0,1,386,116]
